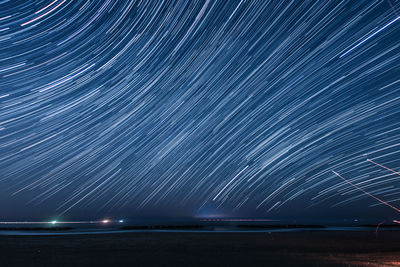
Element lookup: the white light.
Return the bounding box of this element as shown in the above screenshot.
[119,220,124,223]
[102,219,109,224]
[51,220,57,225]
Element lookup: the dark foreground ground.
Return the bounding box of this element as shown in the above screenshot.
[1,231,400,266]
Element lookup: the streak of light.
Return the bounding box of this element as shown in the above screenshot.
[340,17,400,58]
[21,0,67,26]
[213,166,249,201]
[332,171,400,213]
[367,159,400,177]
[375,220,385,233]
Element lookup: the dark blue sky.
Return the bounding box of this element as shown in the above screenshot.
[0,0,400,221]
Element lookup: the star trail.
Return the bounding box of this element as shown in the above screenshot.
[0,0,400,220]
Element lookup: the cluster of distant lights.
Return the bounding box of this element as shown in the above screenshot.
[0,219,125,225]
[48,219,126,225]
[50,219,125,225]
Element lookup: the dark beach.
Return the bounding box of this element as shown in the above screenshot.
[1,230,400,266]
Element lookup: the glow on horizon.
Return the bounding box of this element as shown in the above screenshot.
[200,218,279,222]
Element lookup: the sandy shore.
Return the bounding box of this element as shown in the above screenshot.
[1,230,400,266]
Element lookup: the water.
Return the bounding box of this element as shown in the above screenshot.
[0,225,398,236]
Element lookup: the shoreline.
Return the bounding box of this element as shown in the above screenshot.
[0,225,400,236]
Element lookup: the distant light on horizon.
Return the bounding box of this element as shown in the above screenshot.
[200,218,278,222]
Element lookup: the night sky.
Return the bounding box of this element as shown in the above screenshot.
[0,0,400,221]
